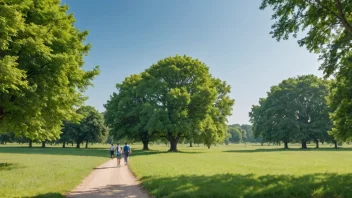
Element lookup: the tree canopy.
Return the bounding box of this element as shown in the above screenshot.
[250,75,332,149]
[260,0,352,141]
[105,55,234,151]
[61,106,107,148]
[104,74,158,150]
[0,0,99,140]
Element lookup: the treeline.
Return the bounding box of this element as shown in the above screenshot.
[0,106,108,148]
[226,124,261,144]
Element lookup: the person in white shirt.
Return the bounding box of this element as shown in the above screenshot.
[109,144,115,159]
[116,143,122,167]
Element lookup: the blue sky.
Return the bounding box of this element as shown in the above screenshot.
[62,0,322,124]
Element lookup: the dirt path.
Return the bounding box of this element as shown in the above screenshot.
[67,158,149,198]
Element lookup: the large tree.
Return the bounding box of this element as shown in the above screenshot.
[104,74,158,150]
[0,0,99,140]
[260,0,352,140]
[250,75,332,149]
[140,55,234,152]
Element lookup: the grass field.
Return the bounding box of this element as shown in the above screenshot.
[129,143,352,198]
[1,143,352,198]
[0,144,110,198]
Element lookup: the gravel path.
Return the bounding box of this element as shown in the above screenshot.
[67,158,149,198]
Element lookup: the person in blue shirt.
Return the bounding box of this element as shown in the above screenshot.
[123,143,131,165]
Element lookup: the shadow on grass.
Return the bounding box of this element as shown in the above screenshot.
[67,184,148,198]
[224,147,352,153]
[0,146,201,158]
[140,173,352,198]
[0,146,167,158]
[0,162,22,171]
[26,193,65,198]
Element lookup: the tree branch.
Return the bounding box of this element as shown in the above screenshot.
[334,0,352,34]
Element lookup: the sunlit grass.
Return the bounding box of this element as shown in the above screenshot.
[129,143,352,198]
[0,144,110,198]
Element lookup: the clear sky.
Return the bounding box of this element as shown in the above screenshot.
[62,0,322,125]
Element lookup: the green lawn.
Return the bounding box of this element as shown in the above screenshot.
[1,143,352,198]
[129,143,352,198]
[0,144,110,198]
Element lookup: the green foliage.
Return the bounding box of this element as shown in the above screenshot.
[228,125,243,143]
[250,75,332,148]
[260,0,352,141]
[104,74,158,150]
[0,0,99,140]
[105,55,234,151]
[0,132,14,144]
[62,106,107,148]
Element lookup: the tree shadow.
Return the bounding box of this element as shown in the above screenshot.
[25,192,65,198]
[93,166,118,170]
[0,162,22,171]
[139,173,352,197]
[66,184,149,198]
[0,147,165,158]
[224,147,352,153]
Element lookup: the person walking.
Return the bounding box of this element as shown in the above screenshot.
[109,144,115,159]
[123,143,132,165]
[116,143,122,167]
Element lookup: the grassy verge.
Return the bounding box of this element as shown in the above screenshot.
[0,144,110,198]
[129,143,352,198]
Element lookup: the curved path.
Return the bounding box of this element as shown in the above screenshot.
[67,158,149,198]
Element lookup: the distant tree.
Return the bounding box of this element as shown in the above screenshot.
[0,132,14,144]
[228,126,243,143]
[250,75,332,149]
[60,121,73,148]
[0,0,99,140]
[63,106,107,148]
[260,0,352,141]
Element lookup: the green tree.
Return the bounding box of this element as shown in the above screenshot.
[260,0,352,141]
[139,55,234,152]
[0,0,99,141]
[250,75,331,149]
[0,132,14,144]
[228,125,243,143]
[63,106,106,148]
[104,74,158,150]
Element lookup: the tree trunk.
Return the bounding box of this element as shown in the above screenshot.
[41,141,46,148]
[315,139,319,148]
[301,141,307,149]
[29,140,32,148]
[142,140,149,150]
[168,137,178,152]
[62,142,66,148]
[334,140,338,149]
[71,142,73,147]
[76,142,80,148]
[284,141,288,149]
[207,145,210,149]
[50,142,53,145]
[85,141,88,148]
[190,142,193,147]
